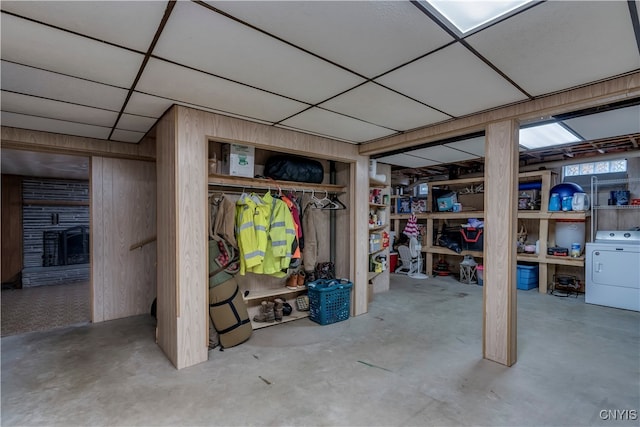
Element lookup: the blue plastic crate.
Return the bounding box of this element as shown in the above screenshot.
[308,279,352,325]
[517,264,539,290]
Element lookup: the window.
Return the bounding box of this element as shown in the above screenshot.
[563,159,627,178]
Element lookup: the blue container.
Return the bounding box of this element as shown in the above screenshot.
[308,279,353,325]
[517,264,539,290]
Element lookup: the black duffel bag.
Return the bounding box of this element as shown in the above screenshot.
[264,155,324,184]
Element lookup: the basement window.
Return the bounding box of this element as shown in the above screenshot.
[563,159,627,178]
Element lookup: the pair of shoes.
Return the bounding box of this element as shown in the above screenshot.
[285,271,306,290]
[274,298,284,321]
[286,274,298,290]
[296,295,309,312]
[253,301,275,322]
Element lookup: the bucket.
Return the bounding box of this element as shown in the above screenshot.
[477,265,484,286]
[555,219,585,250]
[389,253,398,273]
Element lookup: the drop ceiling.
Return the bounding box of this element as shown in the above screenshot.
[1,0,639,155]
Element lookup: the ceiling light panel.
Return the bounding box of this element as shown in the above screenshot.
[1,91,118,127]
[1,111,110,140]
[137,59,308,123]
[280,108,396,143]
[444,135,486,157]
[0,61,128,111]
[409,144,479,163]
[111,129,145,143]
[563,105,640,141]
[116,114,157,133]
[374,153,440,168]
[466,1,640,96]
[1,1,167,52]
[424,0,533,34]
[376,43,526,117]
[153,1,364,104]
[319,82,450,131]
[519,122,581,149]
[1,13,143,87]
[207,0,454,77]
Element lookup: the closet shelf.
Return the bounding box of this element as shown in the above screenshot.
[251,311,309,330]
[243,285,307,302]
[208,173,345,193]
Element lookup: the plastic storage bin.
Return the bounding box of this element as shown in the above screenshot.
[517,264,539,290]
[308,279,353,325]
[477,265,484,286]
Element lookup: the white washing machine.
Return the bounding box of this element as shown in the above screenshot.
[586,230,640,312]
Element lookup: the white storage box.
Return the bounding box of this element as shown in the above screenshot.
[221,144,255,178]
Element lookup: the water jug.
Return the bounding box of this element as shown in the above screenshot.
[561,196,573,211]
[571,192,589,211]
[549,193,561,211]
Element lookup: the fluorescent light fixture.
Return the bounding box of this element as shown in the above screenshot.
[519,122,582,150]
[425,0,533,34]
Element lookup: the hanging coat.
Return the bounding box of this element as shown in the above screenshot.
[235,193,268,275]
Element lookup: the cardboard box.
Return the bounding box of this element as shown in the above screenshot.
[221,144,255,177]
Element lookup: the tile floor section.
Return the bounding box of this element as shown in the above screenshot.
[1,281,90,337]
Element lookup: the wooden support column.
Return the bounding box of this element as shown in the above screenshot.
[352,155,370,315]
[155,106,208,369]
[483,119,519,366]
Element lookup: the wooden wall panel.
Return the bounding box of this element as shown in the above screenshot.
[1,174,23,283]
[483,120,519,367]
[91,157,156,323]
[155,110,178,366]
[352,155,370,316]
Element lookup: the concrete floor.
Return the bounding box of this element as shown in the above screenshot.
[2,274,639,426]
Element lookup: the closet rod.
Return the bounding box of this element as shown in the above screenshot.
[208,183,345,196]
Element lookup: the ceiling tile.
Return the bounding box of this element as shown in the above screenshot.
[279,108,396,143]
[376,43,527,117]
[563,105,640,141]
[1,1,166,52]
[375,153,440,168]
[1,90,118,127]
[444,136,486,157]
[1,13,143,87]
[111,129,145,143]
[319,82,451,131]
[409,145,479,163]
[124,92,174,118]
[208,0,454,77]
[1,111,110,140]
[0,61,128,111]
[466,1,640,96]
[136,59,308,123]
[153,1,364,104]
[116,114,157,133]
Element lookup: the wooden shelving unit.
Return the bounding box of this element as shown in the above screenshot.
[390,170,589,293]
[368,171,391,298]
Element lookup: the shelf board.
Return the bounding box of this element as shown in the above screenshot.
[23,199,89,206]
[208,173,345,193]
[517,211,590,219]
[424,246,483,258]
[369,178,387,188]
[368,224,387,232]
[429,212,484,219]
[368,271,382,281]
[429,176,485,187]
[251,311,309,330]
[244,286,307,302]
[369,203,387,208]
[544,255,585,267]
[389,213,430,220]
[369,247,387,256]
[593,205,640,210]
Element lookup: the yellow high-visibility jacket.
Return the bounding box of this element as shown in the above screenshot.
[235,194,268,275]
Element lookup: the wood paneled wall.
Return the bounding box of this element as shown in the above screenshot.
[483,120,519,367]
[1,175,23,283]
[91,157,156,323]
